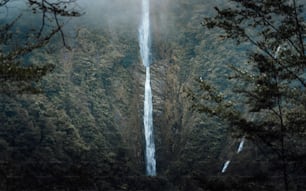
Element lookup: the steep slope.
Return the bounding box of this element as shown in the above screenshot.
[0,0,252,190]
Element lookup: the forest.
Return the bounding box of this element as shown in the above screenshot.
[0,0,305,190]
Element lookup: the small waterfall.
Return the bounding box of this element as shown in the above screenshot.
[221,46,283,174]
[221,160,231,173]
[237,136,245,154]
[139,0,156,176]
[221,137,246,173]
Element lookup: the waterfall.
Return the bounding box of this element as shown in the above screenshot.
[139,0,156,176]
[221,46,283,174]
[221,160,231,173]
[221,137,246,173]
[237,136,245,154]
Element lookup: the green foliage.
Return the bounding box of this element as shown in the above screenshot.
[0,27,140,190]
[2,0,305,190]
[186,0,306,190]
[0,0,82,94]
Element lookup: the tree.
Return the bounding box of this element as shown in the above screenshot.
[0,0,82,94]
[187,0,306,190]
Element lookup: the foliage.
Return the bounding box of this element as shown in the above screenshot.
[0,26,148,190]
[0,0,82,94]
[3,0,305,190]
[187,0,306,190]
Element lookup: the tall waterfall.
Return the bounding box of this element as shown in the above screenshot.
[139,0,156,176]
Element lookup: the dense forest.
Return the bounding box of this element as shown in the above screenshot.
[0,0,305,190]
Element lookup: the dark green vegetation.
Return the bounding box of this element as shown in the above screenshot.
[188,0,306,190]
[0,0,82,94]
[1,0,305,190]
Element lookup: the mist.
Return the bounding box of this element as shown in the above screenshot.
[72,0,176,40]
[74,0,141,31]
[0,0,198,44]
[0,0,223,51]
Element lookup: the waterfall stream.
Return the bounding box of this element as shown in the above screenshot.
[139,0,156,176]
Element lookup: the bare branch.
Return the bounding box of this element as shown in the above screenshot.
[3,25,61,60]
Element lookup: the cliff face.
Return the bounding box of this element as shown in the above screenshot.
[38,27,200,174]
[0,0,241,189]
[2,1,306,190]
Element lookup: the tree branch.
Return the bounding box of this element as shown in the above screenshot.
[292,0,305,55]
[0,0,9,6]
[53,11,70,50]
[242,33,306,87]
[4,26,61,60]
[37,0,46,38]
